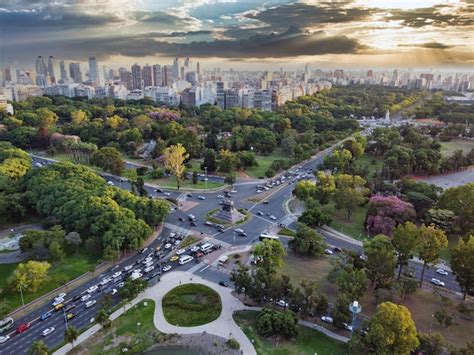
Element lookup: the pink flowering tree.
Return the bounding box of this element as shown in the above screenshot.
[365,196,416,237]
[148,108,181,121]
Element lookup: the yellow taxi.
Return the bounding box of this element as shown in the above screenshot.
[170,255,179,262]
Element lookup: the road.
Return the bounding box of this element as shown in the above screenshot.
[0,147,461,354]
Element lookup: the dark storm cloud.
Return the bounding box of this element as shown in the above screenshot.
[6,26,364,61]
[398,42,456,49]
[245,3,374,30]
[389,6,474,28]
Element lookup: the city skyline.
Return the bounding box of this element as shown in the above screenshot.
[1,0,473,69]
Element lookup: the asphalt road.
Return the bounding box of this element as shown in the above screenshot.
[0,150,461,354]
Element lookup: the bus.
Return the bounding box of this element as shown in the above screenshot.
[0,317,14,334]
[179,255,194,265]
[259,233,280,242]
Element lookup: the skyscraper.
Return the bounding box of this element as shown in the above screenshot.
[162,65,173,87]
[2,67,12,84]
[131,63,142,90]
[35,56,47,86]
[59,60,68,82]
[216,81,225,109]
[88,57,99,84]
[184,57,190,68]
[172,58,181,80]
[119,68,132,90]
[196,62,200,75]
[142,64,153,87]
[47,56,56,84]
[152,65,162,86]
[69,63,82,83]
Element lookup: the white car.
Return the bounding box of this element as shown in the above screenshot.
[217,195,224,199]
[123,265,133,272]
[140,247,149,254]
[176,248,186,255]
[52,297,64,306]
[436,268,448,276]
[100,277,112,286]
[230,190,237,194]
[321,316,334,324]
[130,272,142,280]
[142,257,153,264]
[256,190,262,194]
[110,289,118,295]
[269,215,277,220]
[343,322,353,331]
[144,266,155,273]
[81,294,91,302]
[198,195,206,200]
[164,243,172,249]
[164,192,171,196]
[143,261,154,268]
[42,327,55,337]
[112,271,122,279]
[117,282,125,288]
[162,265,172,272]
[87,285,98,293]
[54,293,67,302]
[190,246,200,253]
[276,300,288,307]
[107,181,114,186]
[324,249,334,255]
[431,278,445,287]
[235,228,244,234]
[85,300,97,308]
[0,335,10,344]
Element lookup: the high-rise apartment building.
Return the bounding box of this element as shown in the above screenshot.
[88,57,99,84]
[196,62,200,75]
[172,58,181,80]
[69,63,82,83]
[59,60,68,82]
[142,64,153,87]
[119,68,132,90]
[2,67,13,84]
[216,81,225,109]
[131,63,142,90]
[47,56,56,84]
[162,65,173,87]
[152,65,162,86]
[35,56,47,76]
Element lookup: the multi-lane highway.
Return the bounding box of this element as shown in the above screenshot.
[0,150,462,354]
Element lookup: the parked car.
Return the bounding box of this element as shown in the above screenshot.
[436,268,449,276]
[324,249,333,255]
[219,281,229,287]
[256,211,264,216]
[276,300,288,308]
[41,327,55,337]
[430,278,445,287]
[343,323,353,331]
[269,215,277,220]
[333,247,343,253]
[321,316,333,324]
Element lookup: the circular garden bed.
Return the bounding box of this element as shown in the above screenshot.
[162,283,222,327]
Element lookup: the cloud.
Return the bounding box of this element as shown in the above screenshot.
[389,6,474,28]
[398,42,456,49]
[131,10,198,27]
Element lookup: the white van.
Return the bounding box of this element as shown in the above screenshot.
[218,255,229,265]
[200,243,213,253]
[179,255,194,265]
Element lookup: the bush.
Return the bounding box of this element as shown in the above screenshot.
[150,168,164,179]
[226,338,240,349]
[136,166,149,176]
[256,308,299,339]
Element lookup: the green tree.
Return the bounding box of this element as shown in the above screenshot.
[48,241,65,262]
[450,235,474,300]
[437,183,474,234]
[28,340,49,355]
[10,260,51,293]
[332,293,351,329]
[202,149,217,172]
[333,174,368,220]
[119,278,147,303]
[298,201,332,227]
[37,108,58,128]
[218,149,238,173]
[65,326,78,347]
[417,224,448,287]
[299,279,318,316]
[90,147,125,175]
[363,235,396,289]
[425,209,455,232]
[365,302,419,355]
[255,308,299,339]
[162,143,189,190]
[224,172,236,186]
[253,239,286,275]
[96,308,111,329]
[337,267,368,300]
[392,222,419,280]
[417,332,444,355]
[192,171,198,184]
[230,264,252,298]
[288,222,326,257]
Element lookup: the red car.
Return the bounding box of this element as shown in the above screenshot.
[16,323,31,333]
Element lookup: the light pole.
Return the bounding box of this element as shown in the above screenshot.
[349,300,362,336]
[19,284,25,307]
[204,166,208,190]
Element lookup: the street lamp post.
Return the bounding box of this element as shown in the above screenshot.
[349,300,362,336]
[204,166,208,190]
[19,284,25,307]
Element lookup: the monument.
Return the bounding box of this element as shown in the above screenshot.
[212,199,244,223]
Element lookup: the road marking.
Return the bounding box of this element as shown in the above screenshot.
[199,265,211,273]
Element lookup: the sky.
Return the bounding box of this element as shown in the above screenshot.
[0,0,473,70]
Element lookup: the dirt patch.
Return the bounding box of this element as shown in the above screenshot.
[149,333,242,355]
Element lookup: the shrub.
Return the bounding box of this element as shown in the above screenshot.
[226,338,240,349]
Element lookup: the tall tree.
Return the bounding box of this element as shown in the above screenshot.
[437,183,474,234]
[10,260,51,293]
[363,235,396,289]
[90,147,125,176]
[392,222,419,280]
[450,235,474,300]
[230,264,252,298]
[337,266,368,300]
[253,239,286,275]
[417,224,448,287]
[289,222,326,257]
[64,326,78,347]
[28,340,49,355]
[334,174,368,220]
[162,143,189,190]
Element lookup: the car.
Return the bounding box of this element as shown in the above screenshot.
[0,335,10,344]
[430,278,445,287]
[112,271,122,279]
[140,247,149,254]
[144,261,154,268]
[205,221,214,226]
[269,215,277,220]
[436,268,449,276]
[72,294,82,302]
[54,293,67,301]
[186,193,193,197]
[230,190,237,194]
[64,303,76,312]
[123,265,133,272]
[16,323,31,333]
[198,195,206,200]
[117,282,125,288]
[188,214,196,221]
[164,243,172,249]
[256,190,262,194]
[176,248,186,255]
[219,281,229,287]
[107,181,114,186]
[52,297,64,306]
[54,303,64,311]
[155,188,163,193]
[256,211,264,216]
[174,240,180,246]
[170,255,179,262]
[41,327,55,337]
[81,294,91,302]
[321,316,334,324]
[178,217,185,222]
[217,195,224,199]
[40,311,53,321]
[324,249,334,255]
[190,221,197,227]
[190,245,200,253]
[100,277,112,286]
[263,200,269,204]
[343,323,353,331]
[144,266,155,273]
[333,247,343,253]
[87,285,98,293]
[235,228,244,234]
[110,288,118,295]
[85,300,97,308]
[163,192,171,196]
[130,272,142,280]
[162,265,172,272]
[66,313,76,321]
[276,300,288,307]
[143,257,153,264]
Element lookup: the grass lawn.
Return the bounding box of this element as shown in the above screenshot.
[0,252,99,313]
[326,201,368,241]
[354,154,384,179]
[179,235,200,249]
[144,176,223,190]
[69,299,159,355]
[439,139,474,157]
[233,310,348,355]
[244,151,288,179]
[278,227,296,237]
[162,283,222,327]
